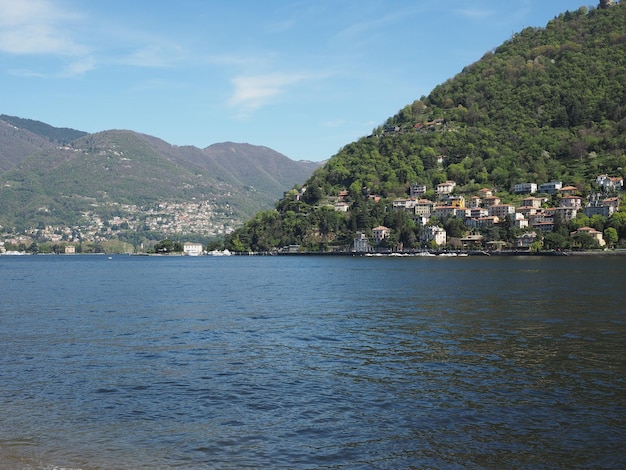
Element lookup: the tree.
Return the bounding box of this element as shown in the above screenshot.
[153,239,182,253]
[571,232,599,250]
[228,236,246,253]
[301,185,322,205]
[543,232,569,250]
[608,211,626,239]
[604,227,618,247]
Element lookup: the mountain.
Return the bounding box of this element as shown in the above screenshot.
[226,1,626,253]
[0,114,88,144]
[0,117,320,240]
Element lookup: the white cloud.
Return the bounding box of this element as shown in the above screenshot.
[229,73,308,114]
[0,0,86,56]
[120,44,188,68]
[62,57,96,77]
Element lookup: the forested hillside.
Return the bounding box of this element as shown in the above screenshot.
[226,1,626,253]
[0,117,319,252]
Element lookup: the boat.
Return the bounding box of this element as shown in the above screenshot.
[207,249,232,256]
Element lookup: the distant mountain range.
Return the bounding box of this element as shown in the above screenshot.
[0,115,320,239]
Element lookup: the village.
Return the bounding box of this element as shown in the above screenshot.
[340,173,624,253]
[2,172,623,256]
[0,200,235,254]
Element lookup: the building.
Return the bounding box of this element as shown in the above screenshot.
[432,205,458,220]
[436,180,456,195]
[466,216,499,228]
[469,208,489,219]
[558,185,578,196]
[372,226,390,244]
[513,217,529,229]
[441,195,465,208]
[183,242,204,256]
[64,245,76,254]
[337,190,349,201]
[584,194,620,217]
[392,198,417,210]
[412,215,430,226]
[334,202,350,212]
[461,234,484,248]
[539,181,563,194]
[414,199,434,217]
[554,206,578,222]
[353,232,372,253]
[409,184,427,198]
[488,204,516,219]
[521,197,543,208]
[571,227,606,246]
[422,225,447,246]
[482,195,501,207]
[514,232,538,249]
[559,195,583,209]
[596,174,624,191]
[515,207,533,220]
[532,221,554,233]
[514,183,537,194]
[468,196,482,208]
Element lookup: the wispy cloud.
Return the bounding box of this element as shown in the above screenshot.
[0,0,189,76]
[229,72,309,115]
[455,8,495,20]
[333,5,420,44]
[0,0,94,77]
[0,0,86,56]
[119,43,188,68]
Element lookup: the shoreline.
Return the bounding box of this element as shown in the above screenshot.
[260,249,626,257]
[3,249,626,257]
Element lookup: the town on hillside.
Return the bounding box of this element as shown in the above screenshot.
[327,173,623,254]
[0,201,235,255]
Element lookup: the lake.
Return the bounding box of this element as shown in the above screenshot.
[1,254,625,469]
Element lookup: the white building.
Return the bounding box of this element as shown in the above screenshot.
[422,225,447,246]
[372,226,390,244]
[334,202,350,212]
[596,174,624,191]
[514,183,537,194]
[353,232,372,253]
[183,242,204,256]
[539,181,563,194]
[436,181,456,195]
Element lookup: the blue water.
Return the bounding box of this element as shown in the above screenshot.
[1,255,625,469]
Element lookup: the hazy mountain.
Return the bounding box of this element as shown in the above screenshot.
[0,117,320,234]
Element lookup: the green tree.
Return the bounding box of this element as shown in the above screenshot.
[301,185,322,205]
[604,227,618,247]
[543,232,569,250]
[228,235,246,252]
[571,232,599,250]
[153,239,182,253]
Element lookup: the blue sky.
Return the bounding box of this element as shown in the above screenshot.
[0,0,587,161]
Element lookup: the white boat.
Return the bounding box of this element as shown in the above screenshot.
[207,249,232,256]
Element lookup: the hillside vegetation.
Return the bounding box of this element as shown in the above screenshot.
[226,1,626,253]
[0,120,319,247]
